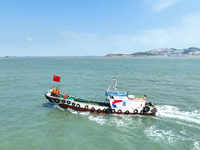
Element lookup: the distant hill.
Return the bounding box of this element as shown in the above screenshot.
[105,47,200,57]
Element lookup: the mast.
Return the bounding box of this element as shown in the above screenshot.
[106,78,118,93]
[113,78,118,92]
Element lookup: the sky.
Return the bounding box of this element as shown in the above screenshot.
[1,0,200,56]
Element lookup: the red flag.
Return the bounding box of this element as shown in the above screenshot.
[53,75,61,82]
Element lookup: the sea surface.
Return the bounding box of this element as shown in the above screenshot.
[0,57,200,150]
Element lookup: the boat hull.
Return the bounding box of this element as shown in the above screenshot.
[45,92,156,116]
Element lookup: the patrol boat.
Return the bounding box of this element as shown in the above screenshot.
[45,78,157,116]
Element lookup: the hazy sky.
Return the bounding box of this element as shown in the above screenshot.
[1,0,200,56]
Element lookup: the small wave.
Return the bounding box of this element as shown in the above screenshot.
[88,115,130,127]
[176,121,200,130]
[193,141,200,150]
[67,108,78,114]
[157,105,200,125]
[109,117,127,127]
[144,125,178,144]
[88,116,107,125]
[54,105,65,111]
[145,125,200,149]
[79,112,90,115]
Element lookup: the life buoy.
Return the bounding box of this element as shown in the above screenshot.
[85,105,88,109]
[140,110,144,114]
[106,108,111,114]
[103,108,107,112]
[111,109,115,113]
[133,109,138,114]
[76,104,80,108]
[97,109,101,113]
[151,108,157,114]
[55,99,60,103]
[72,102,75,106]
[61,100,65,104]
[49,98,54,103]
[67,101,71,104]
[91,107,95,112]
[143,106,150,113]
[117,110,122,114]
[125,110,129,114]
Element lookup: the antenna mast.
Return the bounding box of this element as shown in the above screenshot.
[113,78,117,92]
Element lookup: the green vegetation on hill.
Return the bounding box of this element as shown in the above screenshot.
[131,52,159,56]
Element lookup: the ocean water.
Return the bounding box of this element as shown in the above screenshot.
[0,57,200,150]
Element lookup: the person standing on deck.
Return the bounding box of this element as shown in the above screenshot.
[58,88,60,97]
[53,87,56,96]
[56,87,58,97]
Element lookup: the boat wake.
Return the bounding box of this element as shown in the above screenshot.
[88,116,107,125]
[157,105,200,126]
[144,105,200,150]
[56,106,124,126]
[55,104,200,128]
[144,124,200,150]
[54,104,200,149]
[87,114,151,128]
[144,125,179,144]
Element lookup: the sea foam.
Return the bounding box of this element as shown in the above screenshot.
[157,105,200,125]
[144,125,178,144]
[88,116,107,125]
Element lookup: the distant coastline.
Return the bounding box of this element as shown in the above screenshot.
[2,47,200,58]
[105,47,200,57]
